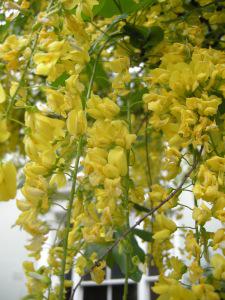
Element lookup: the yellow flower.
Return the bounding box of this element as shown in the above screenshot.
[0,162,17,201]
[206,156,225,172]
[152,276,196,300]
[213,228,225,250]
[87,94,120,119]
[20,0,30,9]
[88,120,136,149]
[153,213,176,241]
[153,229,172,241]
[45,89,68,116]
[169,257,186,280]
[189,260,203,283]
[49,173,67,188]
[75,256,88,276]
[33,52,60,77]
[91,261,106,284]
[192,284,219,300]
[107,146,127,176]
[210,254,225,280]
[0,83,6,103]
[186,95,221,116]
[192,203,211,225]
[185,231,200,259]
[0,119,10,143]
[67,109,87,137]
[106,56,130,73]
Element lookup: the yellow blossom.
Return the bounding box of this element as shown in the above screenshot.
[185,231,201,259]
[192,203,211,225]
[192,284,219,300]
[67,109,87,137]
[49,173,67,188]
[0,119,10,143]
[210,254,225,280]
[0,162,17,201]
[91,261,106,284]
[0,83,6,103]
[107,146,127,176]
[87,94,120,119]
[189,260,203,283]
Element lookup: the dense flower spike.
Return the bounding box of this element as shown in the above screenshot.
[0,0,225,299]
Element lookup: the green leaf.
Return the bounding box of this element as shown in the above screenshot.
[85,242,112,258]
[106,250,115,269]
[133,228,153,242]
[111,230,144,282]
[112,244,142,282]
[51,72,70,88]
[144,26,164,50]
[131,202,151,213]
[94,0,157,18]
[123,23,149,48]
[84,58,110,92]
[130,234,145,263]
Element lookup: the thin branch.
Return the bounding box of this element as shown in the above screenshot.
[145,118,152,190]
[59,137,83,300]
[177,203,193,211]
[70,146,203,299]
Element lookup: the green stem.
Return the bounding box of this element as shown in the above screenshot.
[86,38,111,101]
[145,119,152,191]
[123,269,129,300]
[177,203,193,211]
[59,136,83,300]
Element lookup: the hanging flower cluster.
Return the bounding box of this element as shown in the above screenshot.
[0,0,224,299]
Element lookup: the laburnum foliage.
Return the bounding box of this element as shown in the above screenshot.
[0,0,225,299]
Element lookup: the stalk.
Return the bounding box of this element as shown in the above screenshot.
[59,136,83,300]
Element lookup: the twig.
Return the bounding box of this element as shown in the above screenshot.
[70,146,203,299]
[59,137,83,300]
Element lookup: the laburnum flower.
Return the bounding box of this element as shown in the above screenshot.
[0,162,17,201]
[213,228,225,251]
[210,254,225,280]
[162,147,181,180]
[66,109,87,137]
[87,94,120,120]
[0,118,10,143]
[152,276,196,300]
[91,261,106,284]
[75,256,88,276]
[87,120,136,149]
[106,146,127,177]
[23,261,50,296]
[206,156,225,173]
[192,203,211,225]
[49,173,67,188]
[106,56,130,73]
[45,89,68,116]
[186,94,221,116]
[185,231,201,259]
[168,257,186,280]
[189,260,203,283]
[0,83,6,103]
[0,34,28,70]
[153,213,176,241]
[192,284,219,300]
